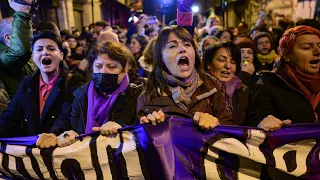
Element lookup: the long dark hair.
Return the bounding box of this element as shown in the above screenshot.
[214,29,234,41]
[145,25,203,98]
[130,34,149,59]
[203,41,241,75]
[142,38,156,66]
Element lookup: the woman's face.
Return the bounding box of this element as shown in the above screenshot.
[93,54,126,84]
[257,37,271,55]
[203,38,217,51]
[288,34,320,75]
[240,48,254,66]
[32,38,63,75]
[210,18,220,27]
[78,39,86,48]
[148,31,158,40]
[129,38,142,55]
[67,38,77,49]
[210,48,236,82]
[220,31,231,42]
[162,32,195,79]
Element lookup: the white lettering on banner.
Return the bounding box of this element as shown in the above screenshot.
[97,134,117,179]
[0,133,142,180]
[204,146,220,180]
[0,128,318,179]
[31,148,51,179]
[245,129,267,164]
[273,139,316,176]
[8,155,23,178]
[52,138,95,179]
[121,132,145,180]
[205,137,265,179]
[5,145,35,179]
[207,130,267,163]
[204,129,267,179]
[0,149,13,177]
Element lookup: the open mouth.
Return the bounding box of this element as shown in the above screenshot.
[221,71,231,75]
[42,58,52,65]
[178,56,189,70]
[220,71,231,77]
[310,59,320,64]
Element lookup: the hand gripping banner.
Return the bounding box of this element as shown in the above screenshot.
[0,116,319,179]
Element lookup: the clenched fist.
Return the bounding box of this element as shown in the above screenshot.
[193,112,220,130]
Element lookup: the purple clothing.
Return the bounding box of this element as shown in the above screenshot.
[85,74,129,133]
[213,75,242,116]
[226,75,242,99]
[177,0,194,26]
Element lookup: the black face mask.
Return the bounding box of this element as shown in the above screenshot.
[92,73,119,94]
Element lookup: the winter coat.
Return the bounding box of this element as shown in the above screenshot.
[137,74,233,125]
[231,84,250,125]
[0,68,85,137]
[206,73,249,125]
[50,78,145,135]
[246,65,320,126]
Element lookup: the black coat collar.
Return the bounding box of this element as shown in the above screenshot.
[24,67,68,129]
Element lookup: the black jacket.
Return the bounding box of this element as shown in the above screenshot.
[246,65,320,127]
[0,69,85,137]
[239,71,259,88]
[50,80,144,135]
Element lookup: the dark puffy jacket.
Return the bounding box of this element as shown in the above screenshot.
[246,65,320,126]
[50,79,145,135]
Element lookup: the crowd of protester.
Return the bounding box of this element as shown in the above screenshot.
[0,0,319,149]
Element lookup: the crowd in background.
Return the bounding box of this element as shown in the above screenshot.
[0,0,319,149]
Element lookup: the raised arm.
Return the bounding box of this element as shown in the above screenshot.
[0,0,32,69]
[177,0,195,36]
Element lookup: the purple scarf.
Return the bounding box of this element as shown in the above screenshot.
[85,74,129,134]
[210,74,242,116]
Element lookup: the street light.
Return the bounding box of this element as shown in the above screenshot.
[128,16,139,23]
[192,6,199,13]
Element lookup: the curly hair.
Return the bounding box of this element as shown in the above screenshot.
[87,41,128,71]
[203,41,241,75]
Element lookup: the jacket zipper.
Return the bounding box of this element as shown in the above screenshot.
[276,74,319,123]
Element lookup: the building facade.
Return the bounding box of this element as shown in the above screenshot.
[0,0,131,32]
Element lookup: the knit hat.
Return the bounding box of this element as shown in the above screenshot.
[234,37,257,54]
[253,32,273,46]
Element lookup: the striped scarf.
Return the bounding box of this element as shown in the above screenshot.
[163,69,203,112]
